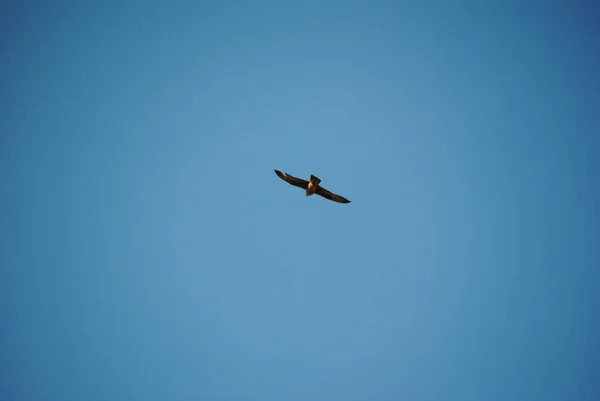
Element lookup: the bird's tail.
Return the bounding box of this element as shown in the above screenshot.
[310,175,321,185]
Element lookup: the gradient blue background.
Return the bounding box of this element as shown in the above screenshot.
[2,1,599,400]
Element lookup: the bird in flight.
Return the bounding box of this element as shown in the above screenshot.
[274,170,351,204]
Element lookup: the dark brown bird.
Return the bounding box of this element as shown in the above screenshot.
[274,170,351,204]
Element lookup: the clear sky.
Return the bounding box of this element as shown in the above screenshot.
[2,1,599,400]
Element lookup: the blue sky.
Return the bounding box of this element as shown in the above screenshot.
[2,1,599,400]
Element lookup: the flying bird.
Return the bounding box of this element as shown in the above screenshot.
[274,170,351,204]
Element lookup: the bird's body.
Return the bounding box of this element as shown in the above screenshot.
[305,174,321,196]
[274,170,350,204]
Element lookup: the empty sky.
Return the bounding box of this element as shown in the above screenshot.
[2,1,599,400]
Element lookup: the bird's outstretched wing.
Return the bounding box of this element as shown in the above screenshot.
[274,170,309,189]
[315,186,351,203]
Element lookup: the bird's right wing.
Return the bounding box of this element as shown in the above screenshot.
[274,170,309,189]
[315,186,351,204]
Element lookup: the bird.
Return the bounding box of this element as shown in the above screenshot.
[274,170,351,204]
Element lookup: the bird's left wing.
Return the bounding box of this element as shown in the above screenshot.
[315,186,351,204]
[274,170,309,189]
